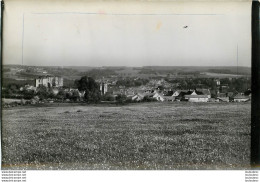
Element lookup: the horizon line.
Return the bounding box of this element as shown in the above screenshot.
[3,64,252,68]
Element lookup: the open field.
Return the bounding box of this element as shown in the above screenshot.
[2,102,250,170]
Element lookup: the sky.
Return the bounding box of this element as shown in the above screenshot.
[3,0,252,67]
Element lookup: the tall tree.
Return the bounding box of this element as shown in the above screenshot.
[36,85,49,100]
[75,76,101,102]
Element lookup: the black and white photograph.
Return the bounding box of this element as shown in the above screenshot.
[1,0,255,172]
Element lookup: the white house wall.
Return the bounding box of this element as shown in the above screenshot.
[188,98,208,102]
[234,98,249,102]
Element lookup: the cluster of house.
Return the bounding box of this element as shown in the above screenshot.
[129,89,251,102]
[35,76,63,88]
[17,76,251,103]
[20,76,63,92]
[103,85,250,102]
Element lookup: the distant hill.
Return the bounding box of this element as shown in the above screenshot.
[141,66,251,75]
[3,65,251,82]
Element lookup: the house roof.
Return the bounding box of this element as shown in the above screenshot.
[233,93,250,99]
[145,93,155,97]
[195,91,203,95]
[218,93,227,97]
[125,90,135,95]
[163,96,174,99]
[176,90,189,93]
[135,93,145,98]
[164,91,174,96]
[37,75,60,79]
[196,89,211,95]
[217,97,229,101]
[185,95,208,98]
[244,89,251,96]
[217,96,229,99]
[176,91,187,98]
[155,93,164,97]
[112,91,121,95]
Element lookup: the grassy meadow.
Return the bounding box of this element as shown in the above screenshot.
[1,102,250,170]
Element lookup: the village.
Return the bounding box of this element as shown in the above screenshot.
[2,73,251,107]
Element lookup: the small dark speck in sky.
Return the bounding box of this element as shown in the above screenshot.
[183,26,188,28]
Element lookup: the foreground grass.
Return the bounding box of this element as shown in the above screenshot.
[2,102,250,169]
